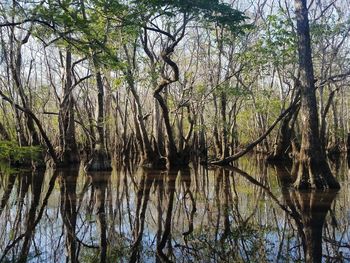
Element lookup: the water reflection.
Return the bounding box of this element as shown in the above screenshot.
[58,169,78,263]
[19,170,45,263]
[275,166,338,262]
[0,159,348,262]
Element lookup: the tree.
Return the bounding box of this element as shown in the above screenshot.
[58,47,80,165]
[293,0,340,189]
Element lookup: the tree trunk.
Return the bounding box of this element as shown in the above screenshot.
[199,111,207,161]
[327,99,341,156]
[153,90,180,168]
[267,103,300,162]
[153,100,165,158]
[14,109,28,146]
[293,0,339,189]
[127,75,159,167]
[11,36,40,147]
[85,66,112,171]
[153,41,190,168]
[58,48,80,165]
[141,28,166,163]
[220,92,229,159]
[213,95,222,157]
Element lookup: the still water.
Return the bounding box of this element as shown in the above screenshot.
[0,157,349,262]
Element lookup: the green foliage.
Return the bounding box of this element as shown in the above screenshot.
[136,0,250,32]
[32,0,250,76]
[310,16,350,43]
[0,161,18,174]
[194,84,207,96]
[35,0,131,68]
[0,141,42,163]
[111,76,125,91]
[254,90,282,114]
[216,83,251,98]
[242,11,297,69]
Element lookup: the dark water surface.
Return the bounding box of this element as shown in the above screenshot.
[0,157,349,262]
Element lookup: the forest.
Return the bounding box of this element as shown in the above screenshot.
[0,0,350,262]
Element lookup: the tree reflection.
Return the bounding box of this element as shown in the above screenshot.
[181,168,196,238]
[19,170,45,262]
[130,168,155,263]
[128,168,183,263]
[156,169,178,263]
[0,161,346,262]
[58,169,79,263]
[0,169,58,262]
[228,165,338,263]
[0,172,16,216]
[89,171,111,263]
[275,166,338,263]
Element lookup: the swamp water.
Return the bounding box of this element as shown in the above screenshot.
[0,157,349,262]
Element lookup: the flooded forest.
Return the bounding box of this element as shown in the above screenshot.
[0,0,350,262]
